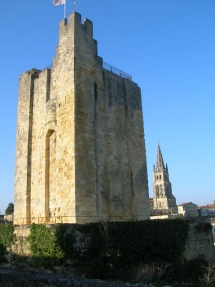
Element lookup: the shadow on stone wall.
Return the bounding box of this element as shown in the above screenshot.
[0,219,214,285]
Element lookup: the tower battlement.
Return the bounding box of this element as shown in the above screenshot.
[58,12,99,59]
[60,13,94,39]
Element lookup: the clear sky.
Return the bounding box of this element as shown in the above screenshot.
[0,0,214,214]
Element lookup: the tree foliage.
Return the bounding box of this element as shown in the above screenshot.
[5,202,14,215]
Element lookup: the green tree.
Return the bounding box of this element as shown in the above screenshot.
[5,202,14,215]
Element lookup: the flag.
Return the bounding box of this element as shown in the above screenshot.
[53,0,65,6]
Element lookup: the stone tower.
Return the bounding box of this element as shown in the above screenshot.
[14,12,150,225]
[153,144,177,213]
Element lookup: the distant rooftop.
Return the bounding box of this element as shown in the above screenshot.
[178,202,193,206]
[199,204,215,209]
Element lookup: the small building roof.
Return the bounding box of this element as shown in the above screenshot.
[199,204,215,209]
[178,202,193,206]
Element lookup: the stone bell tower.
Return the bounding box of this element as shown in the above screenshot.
[153,143,177,213]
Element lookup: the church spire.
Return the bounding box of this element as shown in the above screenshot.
[156,143,165,169]
[153,143,177,212]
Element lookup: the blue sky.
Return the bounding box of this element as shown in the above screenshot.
[0,0,214,214]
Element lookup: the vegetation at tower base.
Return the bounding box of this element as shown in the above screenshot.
[0,224,14,262]
[27,224,64,268]
[1,219,215,285]
[26,219,190,278]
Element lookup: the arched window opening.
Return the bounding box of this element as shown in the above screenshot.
[155,185,159,196]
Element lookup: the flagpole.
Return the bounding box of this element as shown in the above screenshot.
[64,0,66,18]
[74,0,76,12]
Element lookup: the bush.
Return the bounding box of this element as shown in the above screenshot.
[200,262,215,286]
[162,257,208,285]
[67,219,189,280]
[26,219,190,279]
[27,224,65,268]
[0,224,14,262]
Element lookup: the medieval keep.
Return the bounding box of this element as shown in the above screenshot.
[153,144,177,214]
[14,12,150,225]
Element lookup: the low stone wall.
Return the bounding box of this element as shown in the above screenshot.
[11,224,31,256]
[9,219,215,265]
[4,214,13,223]
[2,220,214,286]
[183,220,215,261]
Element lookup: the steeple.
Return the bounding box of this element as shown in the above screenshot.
[156,143,165,169]
[152,143,177,213]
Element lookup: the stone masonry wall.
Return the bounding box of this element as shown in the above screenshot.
[183,220,215,261]
[10,221,215,265]
[14,12,149,225]
[14,71,35,224]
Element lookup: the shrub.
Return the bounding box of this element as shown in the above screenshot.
[27,224,65,268]
[26,219,190,279]
[200,262,215,286]
[0,224,14,263]
[163,257,208,285]
[68,219,189,280]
